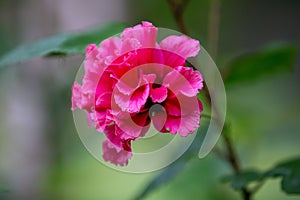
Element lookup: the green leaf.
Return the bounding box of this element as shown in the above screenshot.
[265,157,300,194]
[0,22,127,68]
[134,160,186,200]
[133,125,209,200]
[224,44,297,85]
[221,170,263,190]
[0,188,8,200]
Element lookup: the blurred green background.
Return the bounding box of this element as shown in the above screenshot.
[0,0,299,199]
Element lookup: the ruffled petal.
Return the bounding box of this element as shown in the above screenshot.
[163,69,196,97]
[102,140,132,166]
[114,84,149,113]
[115,67,141,95]
[176,66,203,91]
[162,116,180,134]
[164,94,181,116]
[121,21,157,52]
[104,124,125,148]
[71,82,82,110]
[151,107,168,132]
[162,93,202,136]
[113,110,150,138]
[71,82,94,111]
[96,91,111,106]
[176,111,200,137]
[160,35,200,59]
[84,44,104,74]
[150,86,168,103]
[163,66,203,97]
[99,37,122,60]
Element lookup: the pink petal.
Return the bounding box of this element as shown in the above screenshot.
[151,107,168,132]
[95,92,112,109]
[112,110,150,138]
[162,93,202,136]
[141,63,167,81]
[160,50,186,69]
[104,124,125,148]
[70,83,93,111]
[102,140,132,166]
[143,73,156,84]
[177,111,200,137]
[176,66,203,91]
[95,109,111,132]
[114,84,149,113]
[129,84,150,112]
[121,38,141,54]
[71,82,82,110]
[161,113,199,137]
[85,44,99,59]
[163,66,203,97]
[84,44,105,75]
[175,96,202,136]
[86,111,95,127]
[160,35,200,59]
[163,116,180,134]
[150,86,168,103]
[115,67,141,95]
[95,71,115,97]
[175,93,202,116]
[163,69,196,97]
[121,21,158,51]
[93,92,113,131]
[164,94,181,116]
[99,37,122,59]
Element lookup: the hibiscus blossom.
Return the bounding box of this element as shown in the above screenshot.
[71,21,204,166]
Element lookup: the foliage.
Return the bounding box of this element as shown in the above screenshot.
[222,157,300,195]
[134,160,186,200]
[221,170,263,191]
[266,157,300,194]
[0,188,7,200]
[0,11,298,200]
[224,44,297,85]
[0,23,127,68]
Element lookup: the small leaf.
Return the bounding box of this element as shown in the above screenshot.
[224,44,297,85]
[265,157,300,194]
[0,22,127,68]
[134,126,208,200]
[221,170,262,190]
[134,160,186,200]
[0,188,8,200]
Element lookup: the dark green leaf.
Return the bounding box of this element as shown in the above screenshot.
[0,22,127,68]
[225,44,297,85]
[265,157,300,194]
[0,188,8,200]
[221,170,263,190]
[134,160,186,200]
[134,125,209,200]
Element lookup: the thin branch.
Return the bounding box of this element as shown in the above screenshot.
[223,128,252,200]
[207,1,252,199]
[207,0,221,60]
[166,0,190,34]
[223,132,240,173]
[167,1,254,199]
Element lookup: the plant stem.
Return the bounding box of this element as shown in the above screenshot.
[223,129,252,200]
[166,0,253,199]
[207,0,221,60]
[166,0,190,34]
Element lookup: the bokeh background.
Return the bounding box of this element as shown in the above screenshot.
[0,0,299,199]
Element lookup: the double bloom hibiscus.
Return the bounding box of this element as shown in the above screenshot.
[71,22,204,166]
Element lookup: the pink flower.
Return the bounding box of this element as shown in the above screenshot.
[71,22,204,166]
